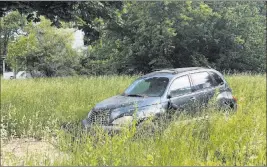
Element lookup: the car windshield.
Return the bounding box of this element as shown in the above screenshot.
[123,77,169,97]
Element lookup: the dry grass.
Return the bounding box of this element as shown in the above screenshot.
[1,74,266,165]
[1,138,69,166]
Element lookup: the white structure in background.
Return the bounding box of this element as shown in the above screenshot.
[16,71,32,79]
[72,29,85,49]
[3,72,14,79]
[3,71,32,79]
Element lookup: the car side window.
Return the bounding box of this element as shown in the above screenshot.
[209,72,224,86]
[190,72,213,91]
[169,75,192,97]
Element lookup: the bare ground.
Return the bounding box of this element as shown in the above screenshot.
[1,138,69,166]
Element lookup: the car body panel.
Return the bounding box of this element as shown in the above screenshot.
[94,95,161,110]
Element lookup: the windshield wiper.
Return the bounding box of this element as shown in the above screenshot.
[126,94,146,97]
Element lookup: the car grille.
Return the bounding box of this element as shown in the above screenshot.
[88,109,111,125]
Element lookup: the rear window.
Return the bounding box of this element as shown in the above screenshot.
[190,72,213,91]
[209,72,224,86]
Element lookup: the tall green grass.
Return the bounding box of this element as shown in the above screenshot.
[1,74,266,165]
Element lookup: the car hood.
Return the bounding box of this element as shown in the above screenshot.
[94,95,161,110]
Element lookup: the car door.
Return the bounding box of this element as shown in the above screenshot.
[167,75,195,112]
[189,71,216,109]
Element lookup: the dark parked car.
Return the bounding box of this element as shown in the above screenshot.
[82,67,237,131]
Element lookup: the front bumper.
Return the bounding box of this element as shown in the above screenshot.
[82,119,125,133]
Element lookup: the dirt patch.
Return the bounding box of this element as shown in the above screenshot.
[1,138,69,166]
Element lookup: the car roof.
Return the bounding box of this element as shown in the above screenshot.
[141,67,210,79]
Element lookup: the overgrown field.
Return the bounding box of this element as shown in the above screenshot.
[1,74,266,166]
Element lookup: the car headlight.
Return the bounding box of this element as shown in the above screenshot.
[112,116,133,126]
[111,105,163,126]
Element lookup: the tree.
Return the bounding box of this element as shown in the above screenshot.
[7,17,80,77]
[0,1,122,45]
[213,2,266,72]
[3,2,265,75]
[0,10,26,74]
[88,1,265,74]
[86,1,178,74]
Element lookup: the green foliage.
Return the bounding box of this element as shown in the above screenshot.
[1,75,134,138]
[2,2,266,75]
[1,74,266,165]
[0,10,25,54]
[212,2,266,72]
[84,1,265,74]
[7,17,80,77]
[0,1,122,45]
[0,11,26,73]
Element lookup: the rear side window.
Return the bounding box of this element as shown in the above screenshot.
[209,72,224,86]
[169,75,192,96]
[190,72,213,91]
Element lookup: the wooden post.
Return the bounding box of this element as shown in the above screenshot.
[14,58,17,79]
[2,57,5,74]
